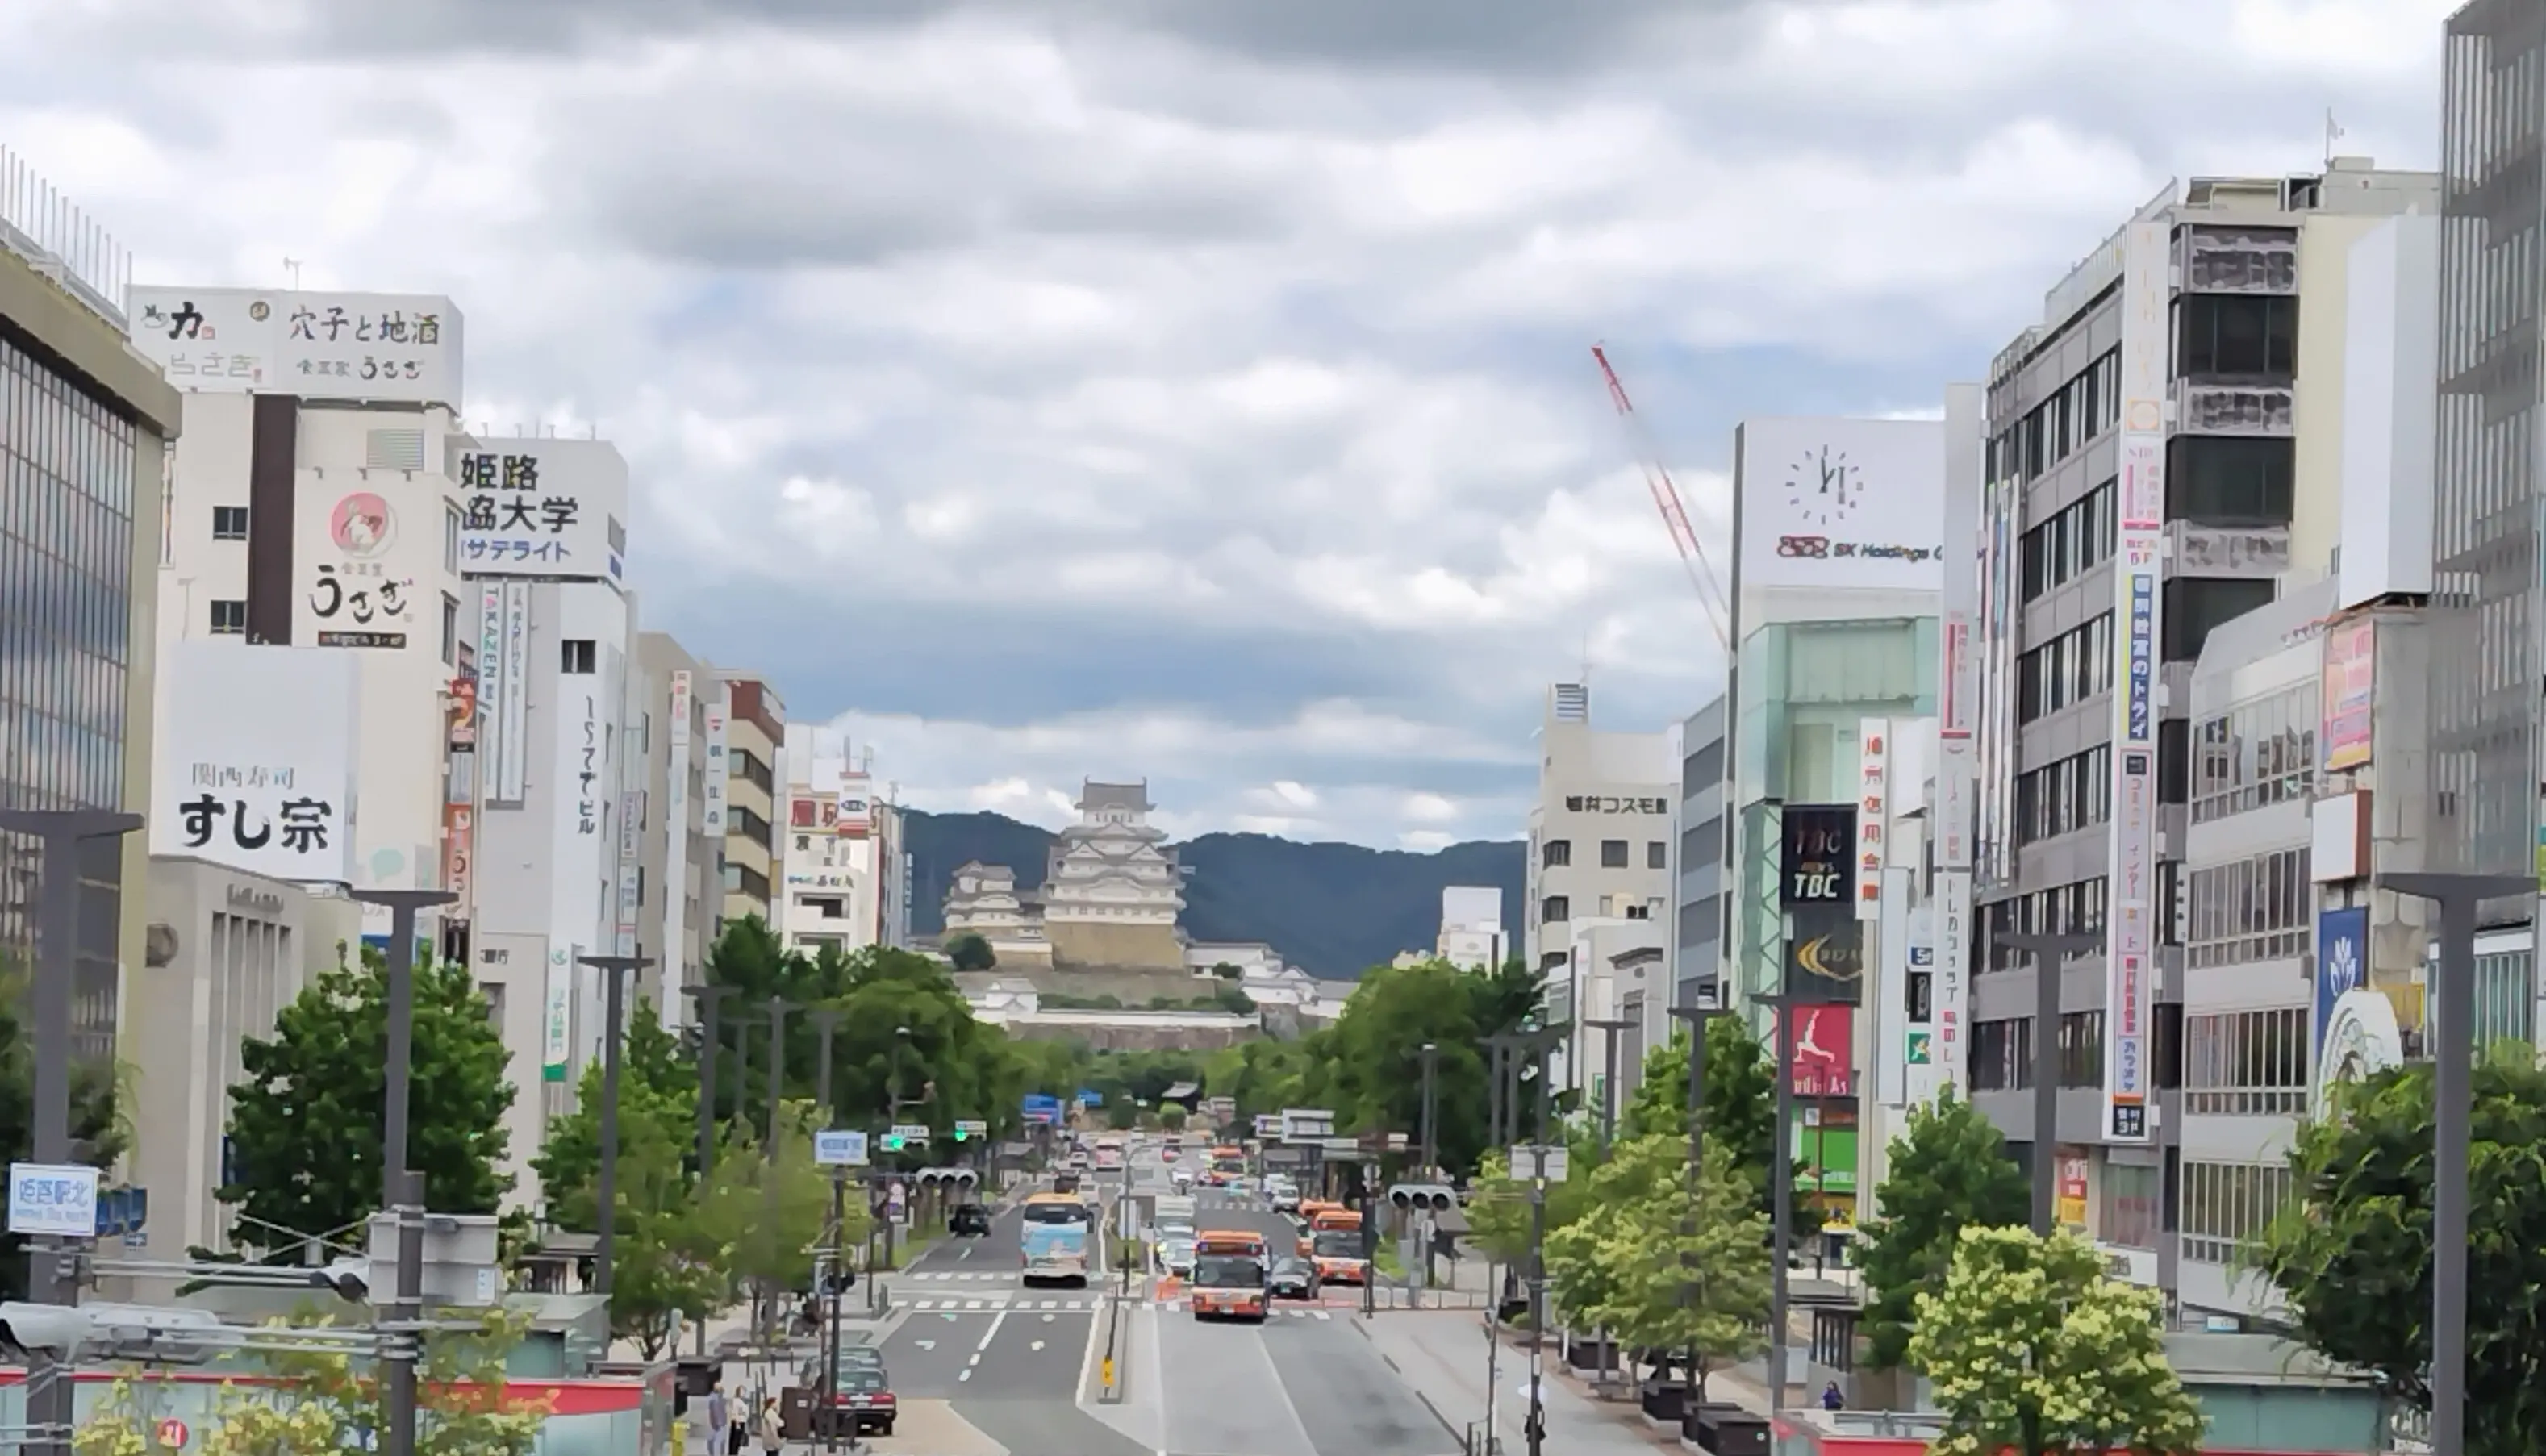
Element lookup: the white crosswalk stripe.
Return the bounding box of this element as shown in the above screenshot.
[905,1296,1104,1312]
[1151,1302,1335,1319]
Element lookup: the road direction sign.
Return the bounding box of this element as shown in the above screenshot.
[1509,1143,1570,1181]
[1279,1108,1334,1143]
[954,1119,988,1141]
[1252,1113,1282,1138]
[812,1129,868,1167]
[891,1123,931,1145]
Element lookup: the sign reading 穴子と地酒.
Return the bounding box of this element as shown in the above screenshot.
[128,287,463,406]
[8,1162,99,1237]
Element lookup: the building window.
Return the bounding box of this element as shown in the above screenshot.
[2191,682,2319,824]
[733,747,775,795]
[1542,838,1571,869]
[1541,895,1570,924]
[2164,577,2277,662]
[207,599,248,635]
[728,862,771,903]
[2183,1007,2308,1116]
[1601,839,1629,869]
[731,804,774,851]
[2166,436,2294,527]
[2056,1009,2105,1087]
[1971,1017,2031,1091]
[440,593,460,666]
[2101,1163,2161,1251]
[2177,293,2298,378]
[2013,745,2113,845]
[445,502,462,574]
[1983,879,2106,972]
[1679,816,1722,872]
[2018,480,2116,602]
[2185,848,2310,970]
[561,638,597,674]
[1647,841,1667,870]
[1682,739,1724,799]
[2016,613,2115,722]
[2180,1160,2295,1266]
[211,505,250,540]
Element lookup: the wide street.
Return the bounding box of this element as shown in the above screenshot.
[831,1137,1462,1456]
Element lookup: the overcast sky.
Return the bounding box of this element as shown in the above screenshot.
[7,0,2448,849]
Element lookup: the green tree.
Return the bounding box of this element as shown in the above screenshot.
[586,1112,728,1358]
[1910,1225,2205,1456]
[223,948,513,1252]
[696,1110,847,1323]
[531,1001,695,1218]
[1158,1103,1187,1131]
[1622,1019,1782,1228]
[0,960,126,1300]
[2251,1048,2546,1456]
[1856,1089,2031,1370]
[1322,959,1524,1174]
[1600,1133,1771,1400]
[944,933,996,972]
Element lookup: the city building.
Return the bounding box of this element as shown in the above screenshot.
[1968,161,2439,1303]
[1672,693,1731,1011]
[1720,414,1947,1226]
[709,674,784,930]
[0,161,181,1066]
[775,736,908,958]
[127,854,359,1276]
[632,632,716,1016]
[1434,885,1506,971]
[938,780,1189,970]
[1523,681,1675,1098]
[130,282,474,956]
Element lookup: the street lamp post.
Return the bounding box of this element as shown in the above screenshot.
[0,809,141,1456]
[1999,931,2102,1236]
[2379,870,2527,1456]
[682,983,736,1176]
[1749,991,1821,1414]
[810,1008,843,1127]
[1583,1018,1633,1157]
[575,952,654,1297]
[1417,1041,1439,1174]
[346,887,458,1456]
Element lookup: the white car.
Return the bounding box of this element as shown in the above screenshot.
[1157,1237,1196,1277]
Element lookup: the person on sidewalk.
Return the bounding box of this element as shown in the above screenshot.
[756,1395,787,1454]
[1821,1381,1844,1411]
[703,1378,730,1456]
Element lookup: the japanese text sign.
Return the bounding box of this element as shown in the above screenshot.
[453,436,629,583]
[129,286,462,406]
[7,1162,98,1237]
[151,642,360,884]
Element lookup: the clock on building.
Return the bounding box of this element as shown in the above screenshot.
[1786,445,1862,527]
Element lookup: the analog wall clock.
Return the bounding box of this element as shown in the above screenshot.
[1786,445,1861,528]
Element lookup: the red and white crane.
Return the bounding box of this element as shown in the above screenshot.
[1591,344,1730,657]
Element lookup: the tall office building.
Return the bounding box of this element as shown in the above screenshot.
[709,674,785,931]
[634,631,717,1017]
[0,159,181,1065]
[1969,161,2437,1301]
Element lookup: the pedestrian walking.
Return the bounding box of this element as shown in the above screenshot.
[757,1394,787,1454]
[703,1377,731,1456]
[1821,1380,1844,1411]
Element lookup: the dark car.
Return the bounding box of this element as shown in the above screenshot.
[1268,1254,1319,1300]
[950,1203,993,1237]
[819,1364,896,1437]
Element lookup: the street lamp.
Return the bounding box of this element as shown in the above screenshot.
[1481,1021,1565,1456]
[2379,870,2527,1456]
[0,809,141,1456]
[575,951,654,1297]
[809,1007,844,1126]
[1582,1018,1634,1157]
[346,887,457,1456]
[681,983,737,1177]
[1998,931,2101,1237]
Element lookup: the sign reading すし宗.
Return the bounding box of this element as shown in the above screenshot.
[453,436,630,584]
[150,642,361,885]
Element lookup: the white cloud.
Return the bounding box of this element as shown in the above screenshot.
[5,0,2456,845]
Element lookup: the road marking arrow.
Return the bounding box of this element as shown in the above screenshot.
[1030,1340,1046,1351]
[913,1340,936,1350]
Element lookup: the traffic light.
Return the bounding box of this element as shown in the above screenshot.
[951,1127,969,1143]
[879,1133,904,1154]
[915,1168,979,1193]
[1388,1183,1456,1212]
[0,1302,227,1366]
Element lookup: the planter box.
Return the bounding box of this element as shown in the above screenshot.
[1680,1404,1767,1456]
[1639,1379,1688,1425]
[1565,1336,1617,1371]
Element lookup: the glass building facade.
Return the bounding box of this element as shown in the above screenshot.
[0,327,143,1063]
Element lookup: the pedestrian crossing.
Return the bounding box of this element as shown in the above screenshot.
[904,1270,1029,1281]
[1156,1303,1336,1320]
[904,1295,1105,1311]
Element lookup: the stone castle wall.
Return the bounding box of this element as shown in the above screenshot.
[1046,920,1187,971]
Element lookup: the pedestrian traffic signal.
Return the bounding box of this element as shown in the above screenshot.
[879,1133,905,1153]
[951,1127,969,1142]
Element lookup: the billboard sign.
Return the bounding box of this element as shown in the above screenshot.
[702,688,730,836]
[297,487,417,650]
[1781,805,1854,906]
[1784,903,1865,1003]
[129,286,462,406]
[453,437,630,583]
[1735,416,1947,593]
[1855,720,1890,918]
[1784,1003,1855,1097]
[2102,221,2170,1145]
[2314,906,2369,1066]
[2322,618,2376,771]
[152,643,361,884]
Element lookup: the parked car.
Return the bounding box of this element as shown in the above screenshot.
[1268,1254,1319,1300]
[820,1365,896,1437]
[950,1203,993,1237]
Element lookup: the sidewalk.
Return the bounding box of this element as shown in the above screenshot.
[1355,1310,1674,1456]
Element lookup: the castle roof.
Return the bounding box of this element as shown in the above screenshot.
[1077,779,1153,813]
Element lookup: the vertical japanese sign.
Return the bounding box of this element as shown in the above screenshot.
[616,790,644,957]
[664,672,694,1002]
[453,437,630,583]
[2103,221,2170,1145]
[703,687,730,837]
[574,692,603,838]
[1936,390,1982,1104]
[475,583,507,793]
[495,582,532,803]
[543,945,573,1083]
[151,643,361,884]
[1855,719,1890,918]
[442,805,475,907]
[2321,619,2376,771]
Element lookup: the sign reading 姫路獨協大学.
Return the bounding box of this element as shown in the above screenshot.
[452,437,631,585]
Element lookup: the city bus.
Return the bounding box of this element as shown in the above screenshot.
[1208,1145,1246,1184]
[1020,1191,1096,1287]
[1187,1230,1270,1321]
[1092,1136,1126,1172]
[1308,1208,1367,1285]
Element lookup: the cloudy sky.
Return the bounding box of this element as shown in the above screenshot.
[7,0,2448,849]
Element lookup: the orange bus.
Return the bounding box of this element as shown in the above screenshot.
[1293,1199,1344,1255]
[1307,1208,1367,1285]
[1187,1230,1270,1321]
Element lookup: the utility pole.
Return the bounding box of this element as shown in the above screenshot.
[576,952,653,1296]
[346,886,457,1456]
[1752,991,1806,1415]
[1999,932,2101,1235]
[810,1007,844,1127]
[1417,1041,1441,1294]
[811,1015,846,1456]
[2379,870,2527,1456]
[1526,1027,1554,1456]
[0,810,141,1456]
[682,983,736,1178]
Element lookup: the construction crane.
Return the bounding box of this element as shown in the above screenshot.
[1591,344,1731,656]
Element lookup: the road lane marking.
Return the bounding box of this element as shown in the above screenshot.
[966,1300,985,1309]
[1030,1340,1045,1351]
[914,1339,936,1350]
